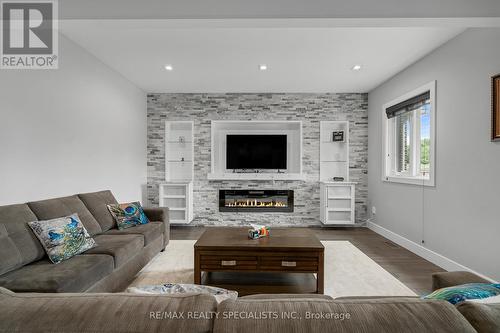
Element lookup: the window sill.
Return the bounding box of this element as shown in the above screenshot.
[382,175,435,187]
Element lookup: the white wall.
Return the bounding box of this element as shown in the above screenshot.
[368,28,500,281]
[0,34,146,205]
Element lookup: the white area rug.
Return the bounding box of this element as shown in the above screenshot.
[129,240,416,298]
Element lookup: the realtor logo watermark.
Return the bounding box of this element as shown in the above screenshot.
[1,0,58,69]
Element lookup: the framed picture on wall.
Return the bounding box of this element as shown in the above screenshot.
[492,74,500,141]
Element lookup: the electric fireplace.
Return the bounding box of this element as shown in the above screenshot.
[219,190,294,212]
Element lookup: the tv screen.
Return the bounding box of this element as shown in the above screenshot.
[226,135,287,170]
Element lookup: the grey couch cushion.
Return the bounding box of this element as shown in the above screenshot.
[0,204,45,276]
[0,291,217,333]
[28,195,102,236]
[213,297,476,333]
[104,222,163,246]
[85,234,144,268]
[241,293,334,300]
[0,254,114,292]
[78,190,118,232]
[456,302,500,333]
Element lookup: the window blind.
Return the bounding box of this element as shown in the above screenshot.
[386,91,430,119]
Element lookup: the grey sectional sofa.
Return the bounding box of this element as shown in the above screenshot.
[0,272,498,332]
[0,288,481,333]
[0,190,169,293]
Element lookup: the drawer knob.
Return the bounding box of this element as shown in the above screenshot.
[281,261,297,267]
[221,260,236,266]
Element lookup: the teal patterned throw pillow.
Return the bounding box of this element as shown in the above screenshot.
[423,283,500,305]
[28,214,96,264]
[107,202,149,230]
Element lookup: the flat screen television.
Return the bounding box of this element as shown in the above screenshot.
[226,134,287,170]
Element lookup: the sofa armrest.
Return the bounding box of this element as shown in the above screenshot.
[143,207,168,222]
[143,207,169,249]
[432,271,490,291]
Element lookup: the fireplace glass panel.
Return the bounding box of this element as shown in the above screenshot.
[219,190,293,212]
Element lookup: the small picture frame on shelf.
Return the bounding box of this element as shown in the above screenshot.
[332,131,344,142]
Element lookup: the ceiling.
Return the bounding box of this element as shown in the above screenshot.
[59,0,500,19]
[61,21,465,93]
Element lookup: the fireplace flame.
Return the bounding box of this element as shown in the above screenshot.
[225,199,287,208]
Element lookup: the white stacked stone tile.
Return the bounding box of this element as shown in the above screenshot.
[147,93,368,226]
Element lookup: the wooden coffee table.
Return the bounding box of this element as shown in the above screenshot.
[194,228,324,295]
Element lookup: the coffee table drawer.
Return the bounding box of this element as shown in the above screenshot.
[259,256,319,271]
[200,255,258,270]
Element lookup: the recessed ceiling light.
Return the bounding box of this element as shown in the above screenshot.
[351,65,362,71]
[259,64,268,71]
[164,65,173,71]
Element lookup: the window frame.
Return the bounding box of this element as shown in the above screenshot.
[382,81,436,187]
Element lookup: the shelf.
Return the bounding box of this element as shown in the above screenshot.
[165,120,194,182]
[163,180,193,184]
[325,220,354,225]
[207,173,305,181]
[170,219,188,224]
[162,195,186,199]
[320,121,349,182]
[159,181,193,224]
[327,208,352,212]
[328,196,351,200]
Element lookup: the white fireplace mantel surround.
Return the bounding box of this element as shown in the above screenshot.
[208,120,304,181]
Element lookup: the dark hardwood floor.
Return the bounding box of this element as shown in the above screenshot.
[171,226,444,295]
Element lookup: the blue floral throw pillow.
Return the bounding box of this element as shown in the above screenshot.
[423,283,500,305]
[28,214,96,264]
[107,202,149,230]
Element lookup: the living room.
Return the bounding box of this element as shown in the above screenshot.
[1,1,500,332]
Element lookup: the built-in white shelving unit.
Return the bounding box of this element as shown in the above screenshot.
[162,121,194,224]
[320,121,349,182]
[165,121,194,182]
[159,182,193,224]
[319,121,355,224]
[208,120,303,181]
[320,182,356,225]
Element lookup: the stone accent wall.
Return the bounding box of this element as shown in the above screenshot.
[147,93,368,226]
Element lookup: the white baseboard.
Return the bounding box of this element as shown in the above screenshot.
[366,219,496,283]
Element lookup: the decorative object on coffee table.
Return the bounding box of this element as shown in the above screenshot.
[248,224,270,239]
[194,228,324,296]
[492,74,500,141]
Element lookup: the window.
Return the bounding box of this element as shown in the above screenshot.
[383,81,435,186]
